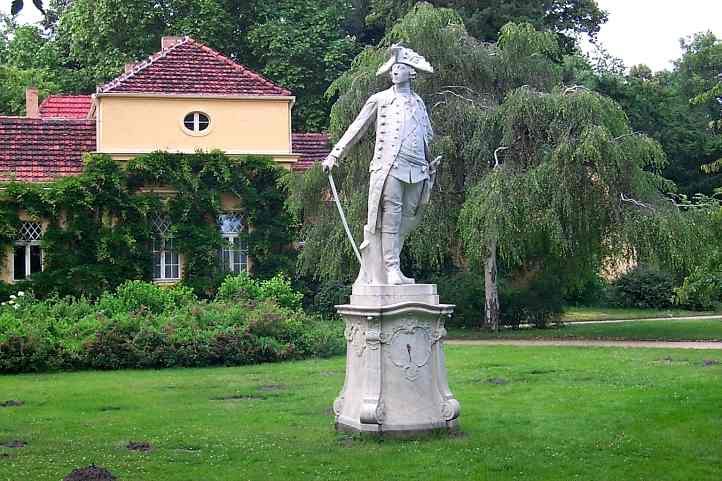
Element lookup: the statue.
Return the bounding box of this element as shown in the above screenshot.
[326,45,460,437]
[323,44,440,285]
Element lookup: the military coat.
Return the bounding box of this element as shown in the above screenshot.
[330,86,433,233]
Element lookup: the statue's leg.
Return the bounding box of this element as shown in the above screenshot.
[395,180,426,283]
[380,176,404,285]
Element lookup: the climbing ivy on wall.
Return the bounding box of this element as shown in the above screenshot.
[0,152,294,298]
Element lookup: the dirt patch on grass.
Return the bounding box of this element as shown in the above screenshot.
[99,406,122,412]
[127,441,153,452]
[1,440,26,448]
[209,394,266,401]
[486,378,509,385]
[703,359,719,367]
[63,465,116,481]
[0,400,24,408]
[319,370,339,377]
[529,369,556,375]
[256,384,287,392]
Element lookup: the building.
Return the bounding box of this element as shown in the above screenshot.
[0,36,328,284]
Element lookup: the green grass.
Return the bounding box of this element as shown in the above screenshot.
[448,318,722,341]
[561,306,720,322]
[1,346,721,481]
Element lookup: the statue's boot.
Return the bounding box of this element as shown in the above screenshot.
[382,231,405,285]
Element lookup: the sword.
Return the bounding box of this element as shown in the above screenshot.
[328,173,366,278]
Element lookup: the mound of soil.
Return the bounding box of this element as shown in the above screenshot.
[1,440,26,448]
[256,384,287,392]
[209,394,265,401]
[0,400,24,408]
[486,378,509,385]
[703,359,720,366]
[127,441,153,452]
[63,465,116,481]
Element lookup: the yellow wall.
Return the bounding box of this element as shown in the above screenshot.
[96,95,294,156]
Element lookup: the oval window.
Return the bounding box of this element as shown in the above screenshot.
[183,112,210,133]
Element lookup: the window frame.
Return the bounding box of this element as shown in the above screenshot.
[218,213,248,275]
[151,216,180,281]
[13,222,44,281]
[180,111,213,137]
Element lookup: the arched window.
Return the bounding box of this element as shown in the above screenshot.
[152,215,179,280]
[218,213,248,274]
[14,221,43,281]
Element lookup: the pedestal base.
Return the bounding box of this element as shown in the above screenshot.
[333,284,460,437]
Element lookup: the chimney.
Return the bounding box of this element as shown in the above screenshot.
[124,62,139,74]
[161,36,183,49]
[25,88,39,118]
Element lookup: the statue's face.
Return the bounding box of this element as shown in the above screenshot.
[391,63,413,84]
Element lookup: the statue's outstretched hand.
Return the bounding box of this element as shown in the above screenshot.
[322,154,337,174]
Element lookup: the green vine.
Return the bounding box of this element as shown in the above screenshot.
[0,151,294,298]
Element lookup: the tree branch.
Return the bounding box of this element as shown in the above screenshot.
[563,85,591,95]
[493,146,509,168]
[620,193,654,210]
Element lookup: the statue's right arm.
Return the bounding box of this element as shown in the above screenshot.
[323,95,379,172]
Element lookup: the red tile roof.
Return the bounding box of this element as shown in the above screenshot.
[39,95,93,119]
[292,133,330,171]
[98,37,291,97]
[0,117,96,182]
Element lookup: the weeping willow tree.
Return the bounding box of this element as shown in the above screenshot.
[293,4,561,281]
[292,3,711,328]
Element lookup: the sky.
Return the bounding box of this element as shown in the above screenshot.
[582,0,722,71]
[3,0,722,73]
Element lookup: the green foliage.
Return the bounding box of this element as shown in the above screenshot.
[295,5,565,283]
[609,266,676,309]
[365,0,608,54]
[246,0,362,131]
[217,273,303,311]
[591,33,722,196]
[674,261,722,310]
[675,206,722,310]
[0,151,294,297]
[0,280,343,373]
[309,280,352,318]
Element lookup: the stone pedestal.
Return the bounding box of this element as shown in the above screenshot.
[333,284,460,437]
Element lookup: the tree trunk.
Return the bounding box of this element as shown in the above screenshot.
[484,236,500,331]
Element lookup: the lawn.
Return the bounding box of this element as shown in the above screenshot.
[561,306,720,322]
[448,318,722,341]
[1,346,721,481]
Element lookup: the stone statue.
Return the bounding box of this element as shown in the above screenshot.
[323,44,440,286]
[326,45,460,437]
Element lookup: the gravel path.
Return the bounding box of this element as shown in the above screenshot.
[446,339,722,350]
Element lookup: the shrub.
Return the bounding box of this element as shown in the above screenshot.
[609,266,675,309]
[499,275,564,328]
[98,280,196,316]
[0,280,344,373]
[675,257,722,310]
[431,271,485,328]
[217,273,302,310]
[310,280,352,317]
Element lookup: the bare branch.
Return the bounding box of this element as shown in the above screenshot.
[613,132,641,142]
[620,193,655,210]
[433,90,475,103]
[493,146,509,168]
[563,85,591,95]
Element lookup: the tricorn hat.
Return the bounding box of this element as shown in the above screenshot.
[376,44,434,76]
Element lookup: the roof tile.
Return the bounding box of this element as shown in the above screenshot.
[39,95,93,119]
[292,133,330,172]
[0,117,96,182]
[98,37,291,97]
